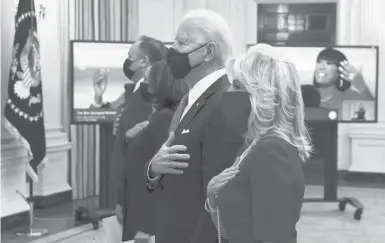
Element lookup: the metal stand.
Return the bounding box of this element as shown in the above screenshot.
[338,197,364,220]
[303,108,364,221]
[16,177,48,237]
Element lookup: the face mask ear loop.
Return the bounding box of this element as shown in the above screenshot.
[189,42,215,69]
[187,42,208,55]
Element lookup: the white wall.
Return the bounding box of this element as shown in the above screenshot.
[1,0,72,217]
[137,0,385,172]
[138,0,257,57]
[336,0,385,172]
[1,1,17,116]
[1,0,67,129]
[37,0,64,129]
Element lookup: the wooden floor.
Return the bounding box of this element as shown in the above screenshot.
[1,196,99,243]
[298,186,385,243]
[2,186,385,243]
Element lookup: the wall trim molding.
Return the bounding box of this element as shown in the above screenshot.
[2,125,65,140]
[348,123,385,139]
[35,190,72,209]
[1,210,29,231]
[348,123,385,173]
[1,128,72,164]
[340,171,385,187]
[1,155,28,168]
[1,191,73,231]
[349,132,385,140]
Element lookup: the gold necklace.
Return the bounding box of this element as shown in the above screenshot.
[233,139,257,167]
[216,139,257,243]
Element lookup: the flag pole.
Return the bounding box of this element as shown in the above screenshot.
[16,177,48,237]
[13,0,48,237]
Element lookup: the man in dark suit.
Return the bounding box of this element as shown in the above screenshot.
[107,36,167,219]
[144,10,244,243]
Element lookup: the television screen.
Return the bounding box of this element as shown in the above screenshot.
[246,45,379,122]
[70,41,172,124]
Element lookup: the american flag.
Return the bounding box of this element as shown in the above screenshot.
[3,0,47,183]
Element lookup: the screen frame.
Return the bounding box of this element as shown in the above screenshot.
[245,44,379,123]
[69,40,174,125]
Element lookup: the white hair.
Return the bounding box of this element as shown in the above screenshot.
[227,43,313,161]
[182,9,234,65]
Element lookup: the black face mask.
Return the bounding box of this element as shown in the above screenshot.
[222,91,251,136]
[139,83,155,103]
[166,45,206,79]
[123,58,140,79]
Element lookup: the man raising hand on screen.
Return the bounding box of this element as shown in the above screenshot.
[91,37,162,109]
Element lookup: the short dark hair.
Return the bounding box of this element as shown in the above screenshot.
[138,36,168,64]
[313,47,350,92]
[148,60,189,110]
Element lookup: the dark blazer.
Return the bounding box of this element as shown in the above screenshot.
[122,107,174,241]
[145,75,244,243]
[217,136,305,243]
[107,83,153,209]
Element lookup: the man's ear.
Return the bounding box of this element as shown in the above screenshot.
[204,42,217,62]
[141,56,150,68]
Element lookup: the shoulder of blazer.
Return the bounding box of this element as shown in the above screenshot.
[152,107,174,119]
[252,136,296,158]
[149,107,174,124]
[206,76,231,108]
[201,74,231,105]
[131,92,152,109]
[173,74,230,133]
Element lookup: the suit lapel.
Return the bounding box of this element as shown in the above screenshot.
[176,75,230,133]
[169,94,188,132]
[176,99,206,133]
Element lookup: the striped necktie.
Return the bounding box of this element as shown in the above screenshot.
[169,94,189,132]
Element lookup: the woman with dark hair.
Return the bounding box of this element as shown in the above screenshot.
[119,60,189,242]
[313,47,373,118]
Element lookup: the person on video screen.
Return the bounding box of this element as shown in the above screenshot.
[352,103,367,121]
[313,47,374,118]
[90,38,167,110]
[89,67,129,109]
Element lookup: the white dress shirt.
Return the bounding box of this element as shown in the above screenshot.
[133,78,144,92]
[179,68,226,121]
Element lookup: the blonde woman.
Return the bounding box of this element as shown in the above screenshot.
[206,44,313,243]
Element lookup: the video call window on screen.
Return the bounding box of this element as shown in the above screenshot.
[70,41,379,124]
[70,41,172,124]
[247,45,379,123]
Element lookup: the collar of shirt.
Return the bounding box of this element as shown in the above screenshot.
[133,78,144,92]
[187,68,226,107]
[180,68,226,121]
